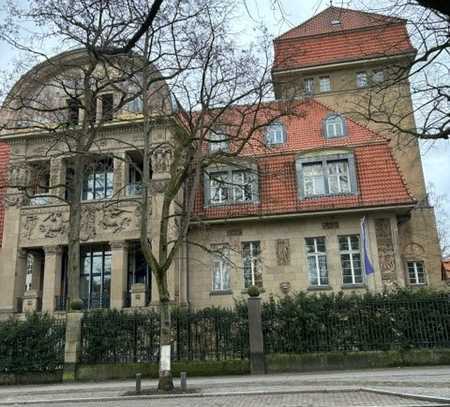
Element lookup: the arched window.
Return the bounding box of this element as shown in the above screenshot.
[324,114,346,139]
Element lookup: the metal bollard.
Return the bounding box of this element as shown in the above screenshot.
[136,373,142,394]
[180,371,187,391]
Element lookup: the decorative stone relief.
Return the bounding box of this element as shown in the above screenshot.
[151,179,169,193]
[4,193,24,208]
[322,221,339,230]
[39,212,68,238]
[375,218,397,282]
[276,239,290,266]
[279,281,291,294]
[403,242,425,258]
[152,148,172,173]
[21,215,38,239]
[100,207,132,234]
[80,206,97,241]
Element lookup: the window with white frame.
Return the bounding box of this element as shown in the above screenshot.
[356,72,368,88]
[327,160,351,194]
[339,235,363,285]
[211,244,231,292]
[265,123,285,146]
[319,76,331,92]
[297,154,355,199]
[324,114,346,138]
[407,261,426,285]
[305,237,328,287]
[372,70,384,83]
[304,78,314,94]
[208,131,229,153]
[242,241,262,288]
[207,168,257,206]
[209,171,229,204]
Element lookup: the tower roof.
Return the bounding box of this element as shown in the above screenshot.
[277,6,405,40]
[273,6,415,72]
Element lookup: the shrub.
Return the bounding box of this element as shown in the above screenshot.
[0,313,66,374]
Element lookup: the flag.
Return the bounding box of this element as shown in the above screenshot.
[360,216,374,276]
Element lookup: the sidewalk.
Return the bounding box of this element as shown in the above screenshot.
[0,366,448,405]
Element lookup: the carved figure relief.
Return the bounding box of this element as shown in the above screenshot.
[4,193,24,208]
[80,206,96,241]
[375,218,396,281]
[151,179,169,193]
[39,212,68,238]
[276,239,290,266]
[100,207,132,234]
[21,215,38,239]
[152,148,172,173]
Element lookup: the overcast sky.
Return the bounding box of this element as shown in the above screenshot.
[0,0,448,225]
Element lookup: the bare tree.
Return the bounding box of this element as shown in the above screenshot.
[0,0,298,391]
[350,0,449,140]
[428,183,450,257]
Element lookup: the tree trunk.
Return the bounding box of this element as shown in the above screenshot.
[67,156,83,309]
[157,270,174,391]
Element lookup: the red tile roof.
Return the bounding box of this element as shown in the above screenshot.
[277,6,404,40]
[273,7,415,72]
[0,142,10,246]
[193,100,414,221]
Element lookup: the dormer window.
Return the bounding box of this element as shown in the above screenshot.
[265,123,286,146]
[324,114,346,138]
[208,131,229,153]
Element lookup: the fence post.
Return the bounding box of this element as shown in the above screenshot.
[247,296,266,374]
[63,312,83,382]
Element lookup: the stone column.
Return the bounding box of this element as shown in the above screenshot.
[248,296,266,375]
[42,246,63,313]
[113,152,127,197]
[49,158,65,200]
[110,241,128,310]
[63,312,83,382]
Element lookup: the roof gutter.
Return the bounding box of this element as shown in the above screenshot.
[191,203,416,225]
[272,52,417,76]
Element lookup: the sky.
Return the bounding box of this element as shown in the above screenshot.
[0,0,448,233]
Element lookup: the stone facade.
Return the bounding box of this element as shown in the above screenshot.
[0,9,447,318]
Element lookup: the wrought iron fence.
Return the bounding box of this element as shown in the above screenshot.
[0,314,66,374]
[263,298,450,354]
[80,307,249,364]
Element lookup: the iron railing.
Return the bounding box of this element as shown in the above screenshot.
[262,298,450,354]
[80,307,249,364]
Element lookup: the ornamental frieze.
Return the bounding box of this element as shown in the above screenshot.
[374,218,397,282]
[19,201,143,245]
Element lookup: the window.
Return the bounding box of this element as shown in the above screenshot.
[127,150,144,196]
[82,158,114,200]
[208,131,229,153]
[211,244,231,292]
[305,237,328,287]
[356,72,368,88]
[67,98,80,125]
[265,123,286,146]
[28,161,50,205]
[296,153,357,199]
[80,245,111,309]
[339,235,363,285]
[327,160,350,194]
[206,168,258,205]
[128,96,143,113]
[324,114,346,138]
[319,76,331,92]
[127,242,151,305]
[101,94,114,121]
[372,70,385,83]
[303,163,326,196]
[242,241,262,288]
[304,78,314,95]
[407,261,426,285]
